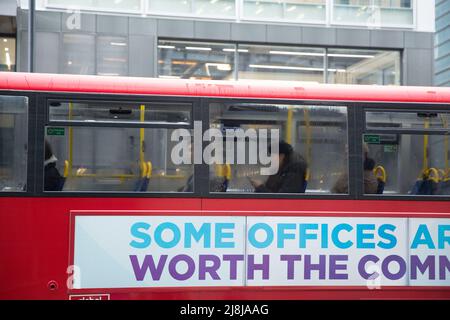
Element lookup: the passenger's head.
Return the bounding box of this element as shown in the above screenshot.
[278,141,293,167]
[45,140,53,161]
[364,157,375,171]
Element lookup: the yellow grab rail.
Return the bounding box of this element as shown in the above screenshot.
[373,165,386,183]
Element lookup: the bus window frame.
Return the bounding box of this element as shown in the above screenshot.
[203,97,355,200]
[46,98,194,129]
[360,102,450,200]
[37,92,201,197]
[363,107,450,134]
[0,90,36,197]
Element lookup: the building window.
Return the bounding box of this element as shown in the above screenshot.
[158,40,236,80]
[238,45,325,83]
[332,0,414,27]
[0,37,15,72]
[242,0,326,23]
[62,34,129,76]
[47,0,142,13]
[147,0,236,17]
[158,40,401,85]
[62,34,95,75]
[327,49,401,85]
[97,36,128,77]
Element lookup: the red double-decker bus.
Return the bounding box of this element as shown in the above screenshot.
[0,72,449,300]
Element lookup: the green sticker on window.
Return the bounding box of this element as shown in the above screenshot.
[363,134,380,144]
[384,145,397,153]
[47,127,65,136]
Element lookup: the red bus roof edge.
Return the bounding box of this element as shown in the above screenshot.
[1,72,450,103]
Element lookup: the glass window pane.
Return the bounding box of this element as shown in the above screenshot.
[0,37,15,72]
[243,0,284,20]
[149,0,193,14]
[333,0,413,26]
[243,0,326,22]
[195,0,235,17]
[209,102,348,194]
[366,111,450,131]
[158,40,236,80]
[363,134,450,196]
[62,34,95,75]
[47,0,141,12]
[49,101,192,125]
[44,127,194,192]
[327,49,400,85]
[97,36,128,77]
[238,45,325,83]
[284,0,326,21]
[0,96,28,192]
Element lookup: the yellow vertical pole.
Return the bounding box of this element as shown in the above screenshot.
[304,108,312,181]
[423,119,429,172]
[68,102,73,177]
[140,105,145,170]
[285,107,293,145]
[442,116,449,174]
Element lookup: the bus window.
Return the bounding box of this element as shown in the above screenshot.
[45,100,193,193]
[364,111,450,196]
[49,101,191,126]
[0,95,28,192]
[366,111,450,130]
[208,102,349,194]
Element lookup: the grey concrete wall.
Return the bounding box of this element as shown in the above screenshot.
[16,9,435,86]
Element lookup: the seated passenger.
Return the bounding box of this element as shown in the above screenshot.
[249,141,307,193]
[44,140,65,191]
[332,144,377,194]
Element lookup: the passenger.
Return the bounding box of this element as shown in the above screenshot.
[44,140,65,191]
[332,143,378,194]
[249,141,307,193]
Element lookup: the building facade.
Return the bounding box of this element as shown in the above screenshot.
[436,0,450,86]
[1,0,436,86]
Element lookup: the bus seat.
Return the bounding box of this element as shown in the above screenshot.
[410,168,439,195]
[134,161,152,192]
[374,166,386,194]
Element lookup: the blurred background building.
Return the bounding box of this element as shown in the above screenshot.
[435,0,450,86]
[0,0,437,86]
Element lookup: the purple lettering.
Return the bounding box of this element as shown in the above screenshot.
[382,255,406,280]
[358,255,379,280]
[129,255,167,281]
[199,255,221,280]
[410,255,435,280]
[304,255,326,280]
[329,255,348,280]
[280,255,302,280]
[247,255,270,280]
[168,254,195,281]
[223,254,244,280]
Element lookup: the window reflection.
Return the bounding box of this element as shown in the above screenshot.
[327,49,400,85]
[238,45,325,83]
[158,40,235,80]
[0,96,28,192]
[333,0,413,26]
[243,0,326,23]
[209,103,348,194]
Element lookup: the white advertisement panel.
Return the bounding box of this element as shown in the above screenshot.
[73,215,246,289]
[72,215,450,289]
[246,216,408,286]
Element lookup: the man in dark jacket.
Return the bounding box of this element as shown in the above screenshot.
[250,141,307,193]
[44,140,65,191]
